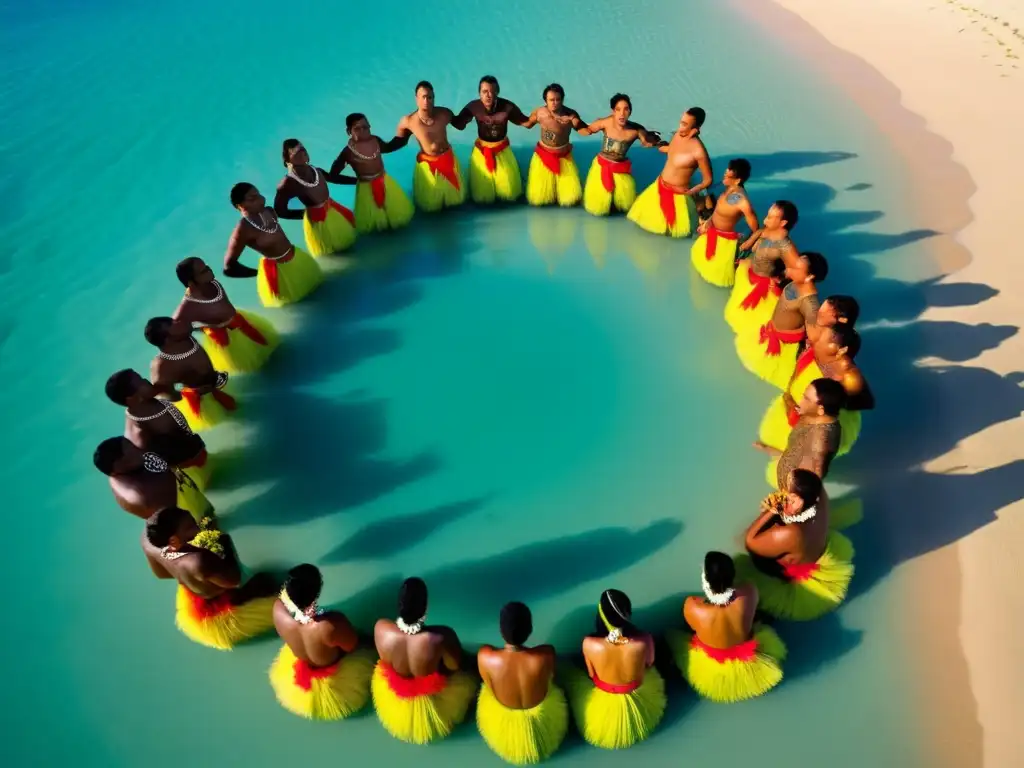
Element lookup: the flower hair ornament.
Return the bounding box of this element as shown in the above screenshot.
[781,504,817,525]
[598,593,629,645]
[280,587,322,625]
[701,570,735,606]
[397,616,425,635]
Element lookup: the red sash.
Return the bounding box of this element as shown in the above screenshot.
[379,661,448,698]
[183,587,232,619]
[202,313,268,347]
[704,226,739,260]
[591,675,640,695]
[758,322,806,356]
[370,176,386,208]
[475,138,510,173]
[180,387,238,417]
[262,258,280,298]
[534,142,568,175]
[307,198,355,226]
[657,176,681,228]
[416,149,461,190]
[691,635,759,663]
[294,656,341,691]
[597,155,631,193]
[782,561,821,582]
[740,266,782,310]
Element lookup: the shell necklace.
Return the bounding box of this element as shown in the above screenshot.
[244,210,280,234]
[348,140,380,162]
[127,402,193,434]
[185,281,224,305]
[157,340,198,361]
[397,616,425,635]
[287,164,320,188]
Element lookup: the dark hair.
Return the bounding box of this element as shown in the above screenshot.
[284,564,323,610]
[686,107,706,128]
[415,80,433,94]
[704,551,736,593]
[230,182,255,207]
[105,369,140,406]
[727,158,752,184]
[282,138,301,167]
[499,601,533,646]
[801,251,829,282]
[810,377,846,416]
[143,317,173,348]
[609,93,631,111]
[543,83,565,100]
[479,75,499,91]
[93,436,128,475]
[826,295,860,327]
[789,469,823,511]
[175,256,202,288]
[831,323,861,359]
[596,588,637,638]
[146,507,192,548]
[773,200,799,230]
[345,112,367,132]
[398,577,428,623]
[697,192,717,221]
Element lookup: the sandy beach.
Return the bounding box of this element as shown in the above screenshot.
[740,0,1024,765]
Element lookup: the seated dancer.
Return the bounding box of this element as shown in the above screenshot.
[145,316,236,432]
[665,552,787,703]
[476,602,568,765]
[452,75,531,204]
[173,256,278,374]
[93,436,211,521]
[329,113,414,234]
[275,139,358,256]
[371,577,475,744]
[691,159,761,287]
[388,81,466,212]
[724,200,802,335]
[580,94,665,217]
[756,377,844,490]
[627,107,712,238]
[738,469,855,621]
[105,368,211,489]
[522,83,588,207]
[269,564,376,721]
[141,506,278,649]
[735,251,829,389]
[561,589,666,750]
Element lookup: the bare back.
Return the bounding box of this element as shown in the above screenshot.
[139,532,240,599]
[173,286,238,328]
[374,619,458,677]
[111,470,176,519]
[661,133,706,188]
[275,604,356,668]
[683,585,758,649]
[150,347,218,393]
[123,402,203,466]
[478,645,555,710]
[583,634,653,687]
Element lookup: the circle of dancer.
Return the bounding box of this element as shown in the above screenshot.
[95,75,874,764]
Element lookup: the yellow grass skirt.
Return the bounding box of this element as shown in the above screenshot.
[666,625,787,703]
[175,466,213,519]
[198,311,279,374]
[583,156,637,216]
[476,683,569,765]
[735,322,805,390]
[469,139,523,203]
[303,200,357,256]
[174,585,275,650]
[257,247,323,308]
[371,661,476,745]
[561,665,666,750]
[177,382,237,433]
[626,177,697,238]
[691,227,740,287]
[269,644,376,720]
[525,144,582,207]
[354,174,414,234]
[724,263,780,335]
[413,150,467,212]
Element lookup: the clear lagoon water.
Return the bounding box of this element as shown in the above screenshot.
[3,0,939,765]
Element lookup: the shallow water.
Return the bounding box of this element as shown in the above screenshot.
[3,0,938,765]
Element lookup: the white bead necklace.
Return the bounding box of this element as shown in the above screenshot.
[348,140,380,162]
[157,340,198,361]
[184,281,224,304]
[397,616,425,635]
[244,211,280,234]
[287,164,320,188]
[126,402,193,434]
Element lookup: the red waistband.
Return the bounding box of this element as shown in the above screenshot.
[740,265,782,310]
[201,312,269,347]
[534,142,570,175]
[590,675,640,694]
[758,322,807,356]
[416,148,461,190]
[657,176,685,228]
[183,586,232,619]
[782,561,821,582]
[691,634,759,663]
[293,655,341,691]
[379,661,448,698]
[180,387,237,416]
[597,154,632,193]
[307,198,355,225]
[475,138,510,173]
[704,226,739,259]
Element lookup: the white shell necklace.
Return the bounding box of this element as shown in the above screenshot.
[244,211,280,234]
[701,570,736,606]
[287,164,320,188]
[348,140,380,162]
[142,452,169,473]
[158,340,198,361]
[126,402,193,434]
[160,547,191,561]
[185,281,224,304]
[781,505,818,525]
[280,589,323,624]
[397,616,425,635]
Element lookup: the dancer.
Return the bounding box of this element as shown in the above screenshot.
[329,113,414,234]
[738,469,855,621]
[141,506,278,650]
[388,81,467,212]
[581,93,665,217]
[269,564,376,720]
[371,577,475,745]
[724,201,801,334]
[225,182,324,307]
[523,83,588,207]
[173,257,278,374]
[93,436,211,521]
[476,602,568,765]
[145,316,237,432]
[756,377,845,490]
[105,368,211,489]
[627,107,712,238]
[452,75,530,204]
[665,552,787,703]
[275,139,358,256]
[735,251,828,389]
[807,293,860,345]
[691,159,761,287]
[562,589,666,750]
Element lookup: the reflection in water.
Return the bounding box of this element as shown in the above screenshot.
[526,207,579,274]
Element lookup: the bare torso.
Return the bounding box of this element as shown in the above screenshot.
[173,281,238,329]
[683,585,757,649]
[771,281,820,332]
[342,138,386,179]
[404,109,455,155]
[583,633,653,686]
[374,619,459,677]
[709,187,750,232]
[123,399,204,465]
[660,133,706,189]
[464,98,522,142]
[279,165,331,209]
[140,530,238,598]
[150,342,220,393]
[535,107,580,150]
[274,604,353,667]
[478,644,554,710]
[110,468,177,519]
[233,211,294,261]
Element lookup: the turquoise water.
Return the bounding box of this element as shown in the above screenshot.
[2,0,942,765]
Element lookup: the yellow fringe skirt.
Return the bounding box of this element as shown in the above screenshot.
[735,321,806,390]
[691,226,741,287]
[413,149,467,212]
[476,683,569,765]
[370,661,476,745]
[725,263,780,335]
[525,143,582,207]
[561,665,666,750]
[666,625,787,703]
[583,155,636,216]
[269,644,376,720]
[257,247,324,308]
[354,174,414,234]
[198,311,279,374]
[177,382,237,433]
[469,138,523,203]
[174,464,213,518]
[174,585,276,650]
[736,531,856,621]
[303,199,357,256]
[626,176,697,238]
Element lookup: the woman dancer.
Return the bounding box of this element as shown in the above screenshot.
[275,139,358,256]
[329,113,414,234]
[580,94,665,217]
[562,589,665,750]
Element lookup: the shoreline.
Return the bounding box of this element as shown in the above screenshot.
[736,1,1024,766]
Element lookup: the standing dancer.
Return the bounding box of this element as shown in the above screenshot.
[691,159,761,287]
[522,84,589,207]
